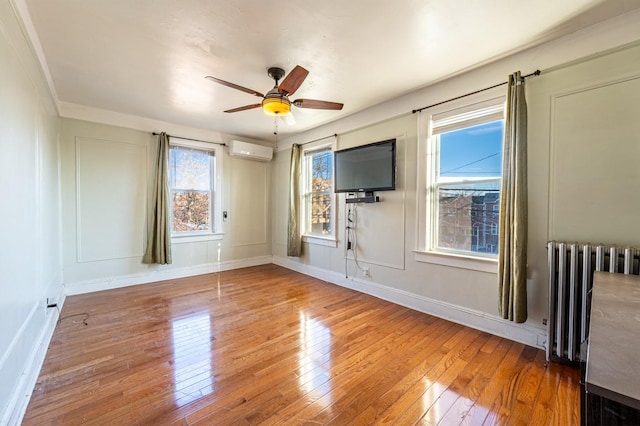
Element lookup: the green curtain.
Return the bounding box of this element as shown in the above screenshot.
[498,71,528,323]
[143,132,172,264]
[287,143,302,257]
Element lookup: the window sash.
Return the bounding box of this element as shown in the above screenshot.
[302,146,334,237]
[431,98,505,135]
[432,178,501,254]
[428,112,504,257]
[169,145,216,235]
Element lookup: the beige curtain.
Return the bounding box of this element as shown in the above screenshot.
[287,143,302,257]
[143,132,172,264]
[498,71,528,323]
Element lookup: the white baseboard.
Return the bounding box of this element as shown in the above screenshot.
[64,255,273,295]
[1,292,65,426]
[273,255,546,349]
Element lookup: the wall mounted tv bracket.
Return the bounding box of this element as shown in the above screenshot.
[346,191,380,204]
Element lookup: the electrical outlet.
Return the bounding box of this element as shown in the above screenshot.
[363,267,370,277]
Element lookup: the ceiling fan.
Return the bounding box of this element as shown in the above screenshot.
[205,65,344,119]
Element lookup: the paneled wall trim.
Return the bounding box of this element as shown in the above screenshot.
[230,158,269,247]
[75,137,147,263]
[548,75,640,243]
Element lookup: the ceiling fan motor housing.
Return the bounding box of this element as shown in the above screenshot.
[262,88,291,116]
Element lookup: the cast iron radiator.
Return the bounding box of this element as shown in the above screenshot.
[546,241,640,363]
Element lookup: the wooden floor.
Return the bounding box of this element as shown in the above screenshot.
[23,265,580,425]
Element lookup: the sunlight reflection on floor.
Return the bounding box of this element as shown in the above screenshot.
[298,311,333,406]
[171,312,214,406]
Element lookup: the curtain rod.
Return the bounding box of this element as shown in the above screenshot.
[151,132,226,146]
[412,70,541,114]
[298,133,338,146]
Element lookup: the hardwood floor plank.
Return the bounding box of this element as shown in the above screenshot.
[346,321,461,425]
[330,320,463,425]
[22,265,581,425]
[464,341,526,425]
[506,349,549,425]
[548,364,580,426]
[437,337,511,425]
[316,319,465,424]
[389,329,487,425]
[261,310,426,424]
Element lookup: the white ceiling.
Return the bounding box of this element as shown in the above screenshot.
[23,0,640,141]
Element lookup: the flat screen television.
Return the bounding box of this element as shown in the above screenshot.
[334,139,396,193]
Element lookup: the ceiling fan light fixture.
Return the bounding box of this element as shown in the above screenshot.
[262,90,291,116]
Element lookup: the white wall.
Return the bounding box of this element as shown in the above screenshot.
[0,0,62,422]
[273,13,640,347]
[59,117,273,294]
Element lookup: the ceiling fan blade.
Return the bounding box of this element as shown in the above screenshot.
[224,103,262,113]
[278,65,309,96]
[281,111,296,125]
[293,99,344,110]
[205,76,264,98]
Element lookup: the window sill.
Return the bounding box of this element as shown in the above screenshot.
[413,250,498,274]
[302,234,337,248]
[172,233,224,244]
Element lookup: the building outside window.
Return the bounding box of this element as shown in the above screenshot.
[302,146,334,237]
[169,143,218,236]
[428,99,505,257]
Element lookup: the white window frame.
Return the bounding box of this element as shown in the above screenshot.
[169,139,224,244]
[301,140,337,247]
[414,90,505,273]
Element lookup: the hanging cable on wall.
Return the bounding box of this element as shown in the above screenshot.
[345,200,365,278]
[345,201,353,277]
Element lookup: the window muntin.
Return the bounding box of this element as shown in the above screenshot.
[302,147,334,237]
[169,145,215,235]
[429,109,504,257]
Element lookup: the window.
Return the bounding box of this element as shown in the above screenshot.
[301,146,335,241]
[427,98,505,258]
[169,141,222,240]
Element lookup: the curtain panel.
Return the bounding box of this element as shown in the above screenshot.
[142,132,172,265]
[498,71,528,323]
[287,144,302,257]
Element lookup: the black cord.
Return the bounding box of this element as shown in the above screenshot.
[58,313,90,326]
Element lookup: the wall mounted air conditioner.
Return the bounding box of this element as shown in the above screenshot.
[228,140,273,162]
